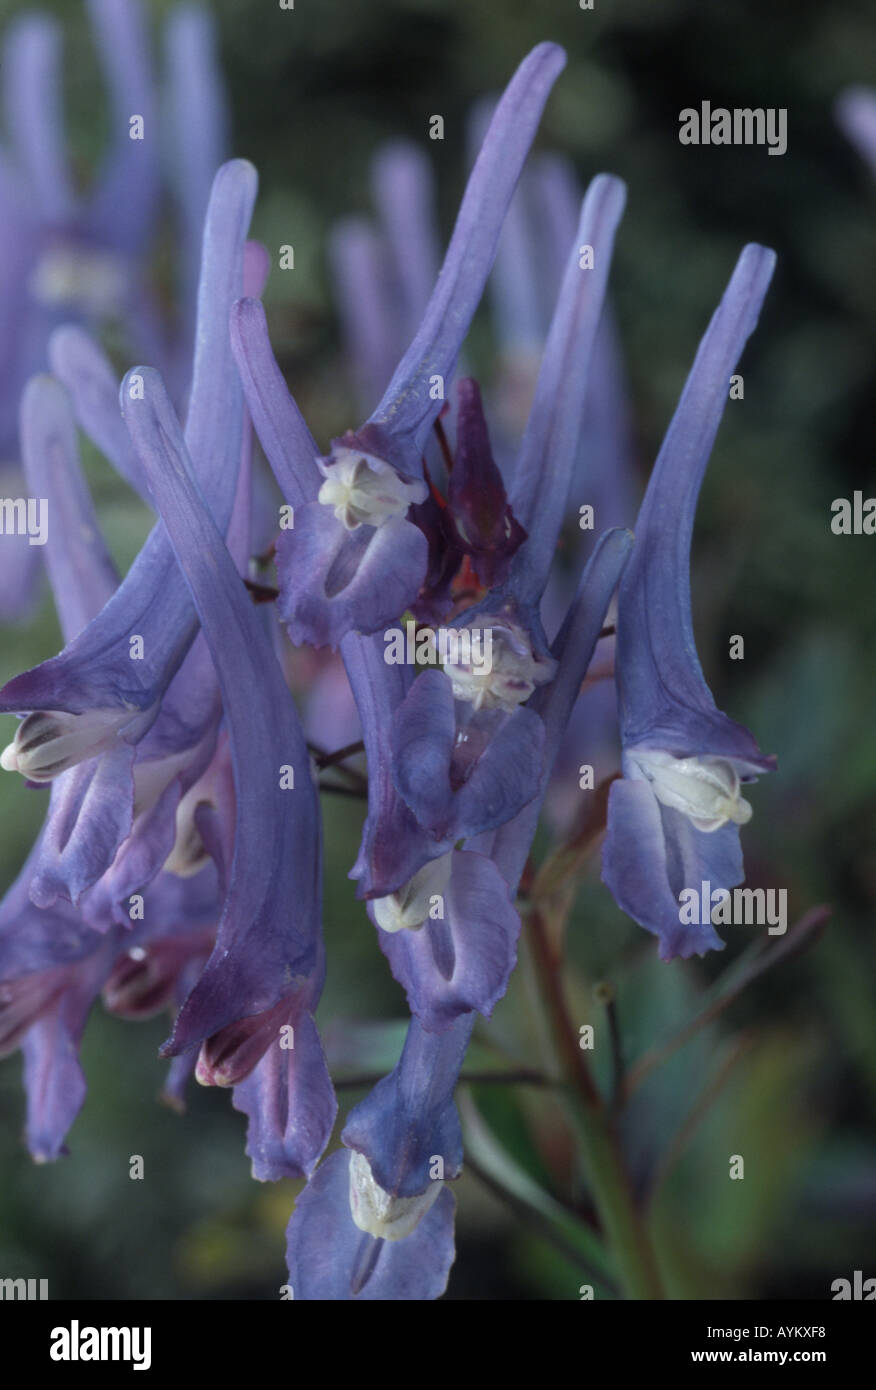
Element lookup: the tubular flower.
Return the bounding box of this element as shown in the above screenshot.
[328,172,626,1039]
[286,530,633,1297]
[0,367,221,1160]
[602,244,777,960]
[0,160,258,913]
[231,43,567,649]
[387,173,627,850]
[121,366,335,1180]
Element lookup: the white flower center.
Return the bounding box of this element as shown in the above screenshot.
[446,617,557,713]
[348,1149,442,1241]
[30,244,129,316]
[371,854,452,934]
[317,446,427,530]
[628,749,753,832]
[0,705,145,782]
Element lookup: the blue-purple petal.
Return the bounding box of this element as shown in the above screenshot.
[232,1009,337,1181]
[374,849,520,1031]
[602,777,729,960]
[286,1148,456,1300]
[276,504,428,650]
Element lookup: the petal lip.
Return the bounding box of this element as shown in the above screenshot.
[285,1148,456,1301]
[602,778,728,961]
[374,849,521,1032]
[276,506,428,650]
[341,1015,470,1198]
[343,633,451,900]
[231,1007,337,1181]
[391,670,545,842]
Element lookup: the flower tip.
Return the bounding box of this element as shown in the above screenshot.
[529,39,567,73]
[217,155,259,188]
[230,294,266,346]
[159,1089,187,1116]
[210,158,259,216]
[0,741,20,773]
[47,323,79,361]
[738,241,778,287]
[605,524,635,553]
[589,171,628,210]
[742,240,777,263]
[195,1054,234,1088]
[119,364,164,415]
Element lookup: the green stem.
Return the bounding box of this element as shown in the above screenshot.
[527,904,663,1300]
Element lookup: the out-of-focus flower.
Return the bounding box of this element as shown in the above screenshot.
[836,86,876,177]
[602,244,777,960]
[0,1,226,620]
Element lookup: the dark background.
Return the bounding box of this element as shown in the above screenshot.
[0,0,874,1299]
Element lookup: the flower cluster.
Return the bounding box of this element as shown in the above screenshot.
[0,28,777,1299]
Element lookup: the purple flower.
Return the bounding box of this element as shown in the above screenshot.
[121,365,335,1180]
[602,244,777,960]
[328,171,626,1036]
[0,2,226,621]
[0,372,221,1159]
[231,43,568,649]
[285,528,633,1297]
[0,2,156,446]
[0,160,258,915]
[384,173,627,856]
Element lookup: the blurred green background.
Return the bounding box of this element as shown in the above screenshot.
[1,0,875,1299]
